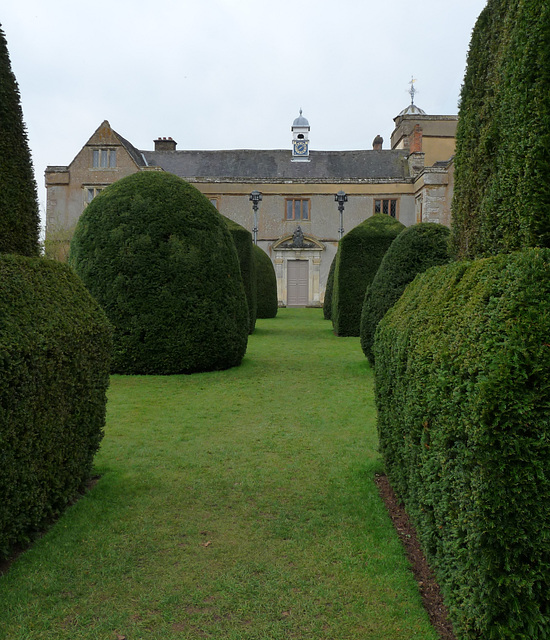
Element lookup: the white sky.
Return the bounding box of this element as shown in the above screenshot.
[3,0,487,225]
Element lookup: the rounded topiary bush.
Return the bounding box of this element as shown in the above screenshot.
[360,223,450,365]
[253,244,278,318]
[223,216,257,333]
[331,213,405,336]
[0,255,111,560]
[69,171,249,374]
[323,255,336,320]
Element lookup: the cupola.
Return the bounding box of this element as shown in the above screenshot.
[291,109,310,162]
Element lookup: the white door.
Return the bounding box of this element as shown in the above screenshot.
[287,260,309,307]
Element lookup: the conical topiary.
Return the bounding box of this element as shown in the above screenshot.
[360,223,450,365]
[223,216,257,333]
[331,214,405,336]
[253,244,278,318]
[0,26,40,256]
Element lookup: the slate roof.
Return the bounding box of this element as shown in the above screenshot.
[140,149,410,181]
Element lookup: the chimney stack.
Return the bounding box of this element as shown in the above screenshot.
[154,136,177,151]
[409,125,423,153]
[372,135,383,151]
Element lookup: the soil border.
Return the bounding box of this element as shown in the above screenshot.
[374,472,457,640]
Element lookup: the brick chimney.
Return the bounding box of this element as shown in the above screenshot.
[372,135,383,150]
[154,137,177,151]
[409,125,423,153]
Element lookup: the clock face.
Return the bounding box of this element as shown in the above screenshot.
[293,140,308,156]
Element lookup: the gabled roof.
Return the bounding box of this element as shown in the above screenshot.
[140,149,410,182]
[116,131,148,168]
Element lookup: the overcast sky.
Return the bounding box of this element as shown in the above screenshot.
[3,0,487,225]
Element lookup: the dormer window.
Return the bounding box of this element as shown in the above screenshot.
[92,148,116,169]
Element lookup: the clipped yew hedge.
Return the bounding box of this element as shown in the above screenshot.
[360,223,450,365]
[374,248,550,639]
[323,254,336,320]
[0,255,112,560]
[451,0,550,259]
[253,245,278,319]
[70,171,249,374]
[331,214,404,336]
[224,216,257,333]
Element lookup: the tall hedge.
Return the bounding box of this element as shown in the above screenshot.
[0,255,112,560]
[0,26,40,256]
[253,245,278,319]
[223,216,257,333]
[70,171,249,374]
[331,214,404,336]
[374,248,550,639]
[323,254,336,320]
[360,223,450,365]
[451,0,550,259]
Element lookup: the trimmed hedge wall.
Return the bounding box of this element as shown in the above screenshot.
[223,216,257,334]
[253,245,278,319]
[323,254,336,320]
[451,0,550,259]
[374,248,550,639]
[331,214,404,336]
[70,171,249,374]
[0,255,112,560]
[360,223,450,365]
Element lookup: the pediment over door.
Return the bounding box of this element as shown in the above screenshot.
[272,231,325,251]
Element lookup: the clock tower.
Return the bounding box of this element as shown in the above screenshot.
[291,109,310,162]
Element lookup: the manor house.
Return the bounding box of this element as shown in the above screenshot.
[45,103,457,307]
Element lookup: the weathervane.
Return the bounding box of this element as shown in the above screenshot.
[408,76,417,105]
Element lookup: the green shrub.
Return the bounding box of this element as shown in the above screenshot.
[0,27,40,256]
[374,248,550,639]
[451,0,550,259]
[331,214,404,336]
[360,223,450,365]
[323,255,336,320]
[253,245,278,319]
[0,255,112,560]
[69,171,249,374]
[223,216,257,333]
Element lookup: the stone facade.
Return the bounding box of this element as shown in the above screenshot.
[45,107,458,306]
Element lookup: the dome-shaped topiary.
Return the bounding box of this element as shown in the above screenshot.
[323,254,337,320]
[331,214,405,336]
[69,171,249,374]
[360,222,451,365]
[253,244,278,318]
[223,216,257,333]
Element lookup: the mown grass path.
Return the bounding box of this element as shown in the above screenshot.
[0,309,437,640]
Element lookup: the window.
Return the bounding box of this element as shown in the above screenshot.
[209,198,219,209]
[84,187,103,204]
[374,198,398,218]
[285,198,310,221]
[92,148,117,169]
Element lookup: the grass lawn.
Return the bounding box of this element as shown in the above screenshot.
[0,308,437,640]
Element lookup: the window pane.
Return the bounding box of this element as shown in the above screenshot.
[302,200,309,220]
[390,200,396,217]
[109,149,117,167]
[294,200,300,219]
[286,200,293,220]
[209,198,218,209]
[93,150,99,168]
[382,200,389,214]
[87,188,94,203]
[374,200,381,213]
[100,149,108,168]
